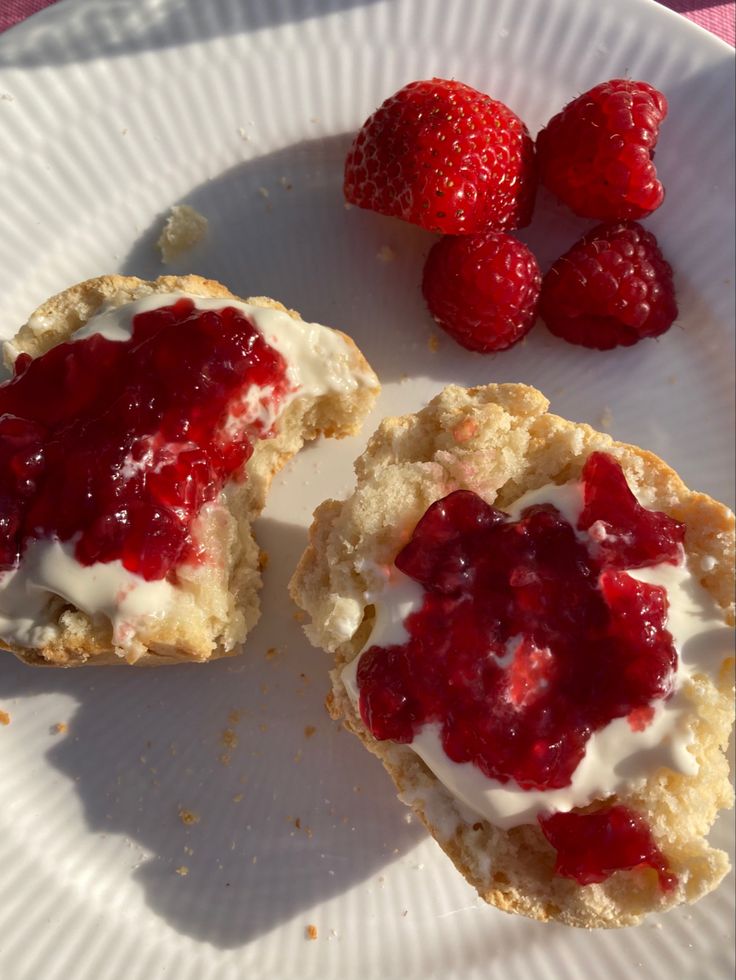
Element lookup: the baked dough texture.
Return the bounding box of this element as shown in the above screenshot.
[0,274,379,667]
[290,383,735,928]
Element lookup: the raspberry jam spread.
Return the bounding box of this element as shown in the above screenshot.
[0,298,290,582]
[353,452,688,887]
[357,452,684,787]
[539,805,676,891]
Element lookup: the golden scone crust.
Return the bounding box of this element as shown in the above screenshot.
[1,274,379,667]
[290,383,735,928]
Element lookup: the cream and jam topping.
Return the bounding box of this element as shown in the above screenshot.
[0,292,373,650]
[344,452,729,889]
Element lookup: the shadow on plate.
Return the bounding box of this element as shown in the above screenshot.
[0,0,383,69]
[0,514,425,949]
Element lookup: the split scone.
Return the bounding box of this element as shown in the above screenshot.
[290,383,735,928]
[0,274,379,666]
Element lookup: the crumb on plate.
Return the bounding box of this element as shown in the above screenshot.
[221,728,238,749]
[157,204,208,264]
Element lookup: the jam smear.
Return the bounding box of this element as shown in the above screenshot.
[578,452,685,569]
[356,452,684,793]
[539,805,677,891]
[0,299,290,580]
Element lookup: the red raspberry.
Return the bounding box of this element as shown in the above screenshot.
[344,78,536,234]
[422,232,541,352]
[536,79,667,221]
[539,222,677,350]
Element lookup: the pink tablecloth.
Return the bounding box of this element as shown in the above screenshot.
[0,0,735,41]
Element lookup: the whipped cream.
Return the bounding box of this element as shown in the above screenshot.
[0,537,176,653]
[342,481,731,830]
[0,291,377,653]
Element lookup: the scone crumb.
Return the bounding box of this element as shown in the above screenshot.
[0,710,10,726]
[233,793,244,803]
[266,647,279,660]
[221,728,238,749]
[293,610,307,624]
[428,334,440,352]
[304,725,317,738]
[156,205,208,263]
[259,550,270,569]
[219,753,232,767]
[175,865,189,877]
[306,924,318,941]
[178,807,200,826]
[228,710,243,725]
[53,722,68,734]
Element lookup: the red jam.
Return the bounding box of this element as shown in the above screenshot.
[0,299,290,580]
[539,805,677,891]
[357,452,685,885]
[357,452,684,787]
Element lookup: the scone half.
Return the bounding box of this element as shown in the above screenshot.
[0,274,379,666]
[290,383,735,928]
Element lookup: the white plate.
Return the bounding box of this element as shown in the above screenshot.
[0,0,733,977]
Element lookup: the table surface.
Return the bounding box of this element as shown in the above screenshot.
[0,0,735,40]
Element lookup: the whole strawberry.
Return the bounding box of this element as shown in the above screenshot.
[539,222,677,350]
[536,80,667,221]
[344,78,536,234]
[422,232,541,352]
